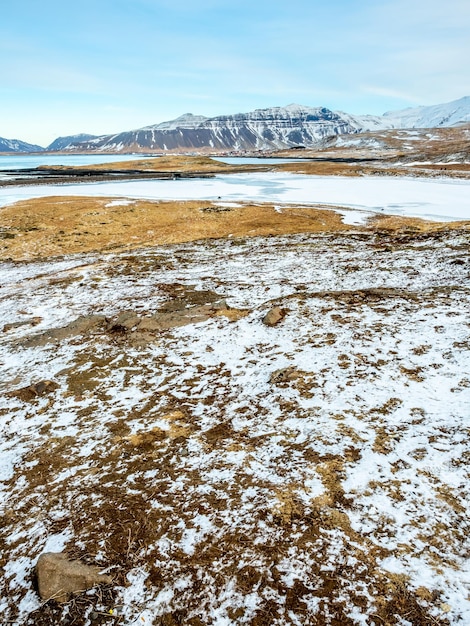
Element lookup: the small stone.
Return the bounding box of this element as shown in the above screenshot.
[7,380,59,402]
[35,552,112,603]
[211,298,229,311]
[262,306,286,327]
[108,311,141,331]
[440,603,451,613]
[215,308,250,322]
[112,605,125,615]
[269,366,299,384]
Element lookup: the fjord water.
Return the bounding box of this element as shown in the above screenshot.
[0,154,158,170]
[0,155,307,170]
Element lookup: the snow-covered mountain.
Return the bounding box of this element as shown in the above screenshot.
[341,96,470,132]
[146,113,209,131]
[0,136,44,153]
[47,134,99,151]
[58,97,470,153]
[197,104,355,148]
[383,96,470,128]
[3,97,469,153]
[61,105,359,152]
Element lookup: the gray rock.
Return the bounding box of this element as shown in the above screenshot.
[21,315,105,347]
[263,306,286,327]
[35,552,112,603]
[107,311,141,331]
[3,317,42,333]
[7,380,59,402]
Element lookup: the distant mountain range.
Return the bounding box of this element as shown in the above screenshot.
[46,133,99,151]
[0,136,44,153]
[2,97,469,154]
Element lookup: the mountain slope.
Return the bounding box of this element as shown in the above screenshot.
[382,95,470,128]
[60,97,470,154]
[145,113,209,131]
[300,125,470,167]
[47,134,99,151]
[340,96,470,132]
[64,105,359,153]
[0,137,44,153]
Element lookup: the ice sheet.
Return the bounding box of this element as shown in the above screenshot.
[0,172,468,221]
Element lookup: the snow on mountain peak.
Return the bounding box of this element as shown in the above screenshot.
[333,96,470,133]
[142,113,209,131]
[0,136,44,153]
[26,95,469,154]
[382,96,470,128]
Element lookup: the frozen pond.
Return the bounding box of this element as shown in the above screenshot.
[0,172,468,222]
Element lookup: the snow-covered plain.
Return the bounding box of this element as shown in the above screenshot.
[0,228,469,625]
[0,172,469,222]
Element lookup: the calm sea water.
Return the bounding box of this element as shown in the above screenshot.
[0,154,155,170]
[0,154,307,170]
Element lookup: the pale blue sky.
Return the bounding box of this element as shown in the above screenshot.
[1,0,469,146]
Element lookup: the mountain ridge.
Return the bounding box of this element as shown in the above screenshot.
[47,133,99,152]
[0,137,45,153]
[53,96,470,152]
[2,97,469,153]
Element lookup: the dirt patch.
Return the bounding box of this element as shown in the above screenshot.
[20,285,242,349]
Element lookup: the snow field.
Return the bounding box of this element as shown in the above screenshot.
[0,231,469,625]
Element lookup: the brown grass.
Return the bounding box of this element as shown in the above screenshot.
[410,163,470,172]
[272,125,470,178]
[0,197,346,260]
[1,196,468,261]
[274,159,470,178]
[38,155,262,174]
[275,161,363,176]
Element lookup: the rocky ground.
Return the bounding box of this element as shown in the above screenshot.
[0,220,469,625]
[274,125,470,179]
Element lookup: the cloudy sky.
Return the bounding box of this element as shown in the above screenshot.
[1,0,469,146]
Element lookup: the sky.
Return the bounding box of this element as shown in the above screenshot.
[1,0,469,146]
